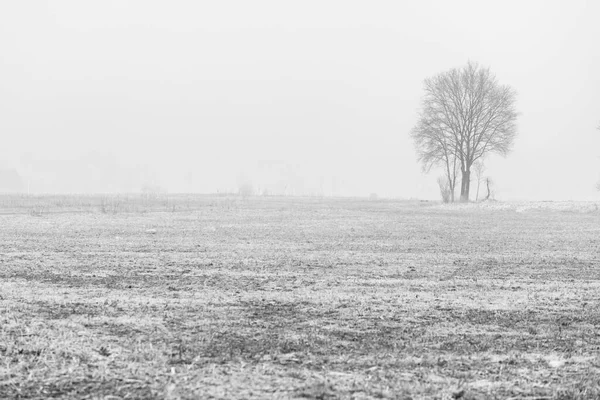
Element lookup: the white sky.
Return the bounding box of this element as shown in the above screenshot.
[1,0,599,199]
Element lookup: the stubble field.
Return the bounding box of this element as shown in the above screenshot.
[1,195,599,399]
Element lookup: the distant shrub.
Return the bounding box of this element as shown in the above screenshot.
[99,195,123,214]
[238,183,254,199]
[141,184,166,201]
[29,205,46,217]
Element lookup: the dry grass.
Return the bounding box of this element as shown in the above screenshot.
[0,196,599,399]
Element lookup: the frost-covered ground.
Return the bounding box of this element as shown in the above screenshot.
[438,200,600,213]
[0,196,599,399]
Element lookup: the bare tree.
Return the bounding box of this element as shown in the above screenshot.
[473,160,485,201]
[484,177,494,201]
[411,118,459,202]
[437,176,452,203]
[411,62,518,202]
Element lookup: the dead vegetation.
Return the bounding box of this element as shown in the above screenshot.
[0,196,599,399]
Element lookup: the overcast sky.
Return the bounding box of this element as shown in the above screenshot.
[1,0,599,199]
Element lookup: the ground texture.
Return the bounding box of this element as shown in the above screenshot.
[1,197,599,399]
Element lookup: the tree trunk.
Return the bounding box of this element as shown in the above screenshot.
[445,157,457,203]
[460,169,471,202]
[475,178,481,202]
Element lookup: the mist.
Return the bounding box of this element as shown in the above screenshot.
[1,0,599,200]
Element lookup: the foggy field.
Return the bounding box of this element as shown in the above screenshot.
[1,196,600,399]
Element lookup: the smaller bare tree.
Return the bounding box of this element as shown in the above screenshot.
[483,177,495,201]
[411,124,459,202]
[437,176,452,203]
[473,160,486,201]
